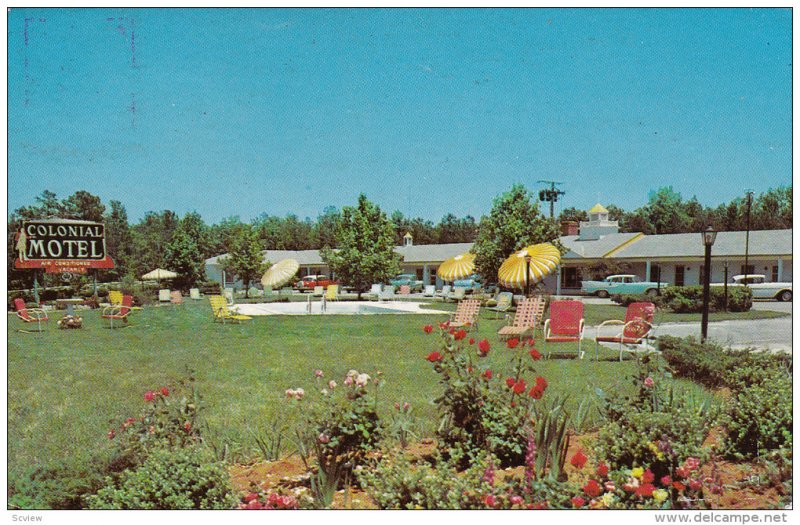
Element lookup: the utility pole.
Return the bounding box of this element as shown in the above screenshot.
[537,180,565,219]
[743,189,754,287]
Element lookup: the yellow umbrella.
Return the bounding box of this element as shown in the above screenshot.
[261,258,300,288]
[497,243,561,290]
[142,268,177,280]
[437,252,476,282]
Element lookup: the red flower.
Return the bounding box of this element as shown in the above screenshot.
[483,494,497,508]
[583,479,602,498]
[482,369,493,380]
[532,502,548,510]
[513,379,527,394]
[506,377,516,388]
[107,429,116,440]
[144,390,156,402]
[675,466,689,479]
[635,483,656,498]
[528,386,543,399]
[467,366,473,374]
[243,493,259,503]
[570,449,588,469]
[509,495,523,506]
[160,387,169,397]
[642,468,655,483]
[571,496,586,508]
[478,339,491,356]
[527,338,536,346]
[596,462,609,478]
[184,422,192,432]
[506,338,520,349]
[673,481,686,491]
[529,348,542,361]
[469,338,475,345]
[423,324,434,334]
[535,376,548,390]
[426,351,443,363]
[454,329,467,341]
[689,479,702,491]
[660,475,672,487]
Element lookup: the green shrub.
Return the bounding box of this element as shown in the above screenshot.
[723,375,792,459]
[85,447,237,509]
[8,460,106,510]
[658,336,733,388]
[658,286,752,313]
[611,293,661,307]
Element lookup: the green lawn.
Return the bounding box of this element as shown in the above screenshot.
[582,303,789,326]
[8,301,719,478]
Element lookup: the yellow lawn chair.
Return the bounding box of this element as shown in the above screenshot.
[209,295,252,324]
[325,284,339,301]
[108,290,123,306]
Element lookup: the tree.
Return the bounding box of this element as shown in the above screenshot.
[436,214,478,243]
[473,184,562,286]
[557,207,588,224]
[218,225,267,296]
[104,200,133,280]
[165,214,208,289]
[321,194,402,299]
[63,190,106,222]
[129,211,179,278]
[315,206,341,249]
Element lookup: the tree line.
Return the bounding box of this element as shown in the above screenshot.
[7,185,791,291]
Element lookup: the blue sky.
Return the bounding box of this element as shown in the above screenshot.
[8,8,792,223]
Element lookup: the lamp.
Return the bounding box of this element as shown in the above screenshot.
[524,255,532,297]
[700,226,716,342]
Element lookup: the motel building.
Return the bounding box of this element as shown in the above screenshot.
[204,204,792,294]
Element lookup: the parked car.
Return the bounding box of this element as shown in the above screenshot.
[711,274,792,302]
[581,274,667,298]
[295,275,339,292]
[389,274,424,293]
[453,274,482,292]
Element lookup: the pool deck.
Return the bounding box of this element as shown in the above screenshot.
[234,300,448,316]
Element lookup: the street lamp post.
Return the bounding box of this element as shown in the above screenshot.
[524,255,532,297]
[701,226,717,342]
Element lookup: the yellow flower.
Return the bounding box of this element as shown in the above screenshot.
[631,467,644,479]
[653,489,669,503]
[601,492,616,507]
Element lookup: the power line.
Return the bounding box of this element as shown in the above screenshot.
[536,180,565,219]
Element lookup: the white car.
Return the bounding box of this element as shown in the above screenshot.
[711,274,792,302]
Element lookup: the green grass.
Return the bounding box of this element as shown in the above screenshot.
[582,303,788,326]
[8,301,721,478]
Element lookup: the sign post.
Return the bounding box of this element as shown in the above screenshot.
[14,219,115,300]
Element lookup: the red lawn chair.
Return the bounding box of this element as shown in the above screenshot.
[14,298,48,333]
[595,302,656,361]
[543,300,585,359]
[102,294,134,329]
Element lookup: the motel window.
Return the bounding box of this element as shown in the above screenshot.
[416,268,424,281]
[772,266,779,282]
[649,265,661,283]
[740,264,755,276]
[675,266,685,287]
[561,267,581,288]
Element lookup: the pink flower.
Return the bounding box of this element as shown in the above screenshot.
[107,429,116,439]
[685,457,700,471]
[644,377,655,388]
[243,493,259,503]
[394,402,401,410]
[661,475,672,487]
[604,481,616,492]
[509,495,524,506]
[483,494,497,508]
[328,380,337,390]
[343,376,354,386]
[144,391,156,402]
[285,389,295,398]
[314,369,324,378]
[318,433,330,444]
[294,388,305,400]
[403,402,411,412]
[160,387,169,397]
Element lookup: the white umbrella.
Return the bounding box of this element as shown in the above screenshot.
[261,259,300,288]
[142,268,178,280]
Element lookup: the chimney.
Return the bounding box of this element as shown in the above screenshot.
[560,221,579,236]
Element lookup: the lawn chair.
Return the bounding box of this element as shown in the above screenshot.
[325,284,339,301]
[543,300,585,359]
[448,298,480,333]
[497,296,542,341]
[14,298,48,333]
[170,291,184,305]
[209,295,252,324]
[435,285,452,301]
[399,285,411,295]
[189,288,201,300]
[379,286,395,301]
[447,287,467,302]
[158,289,171,302]
[366,284,382,300]
[595,302,657,361]
[108,290,123,306]
[224,288,235,305]
[312,286,325,297]
[487,292,514,319]
[102,295,134,329]
[423,285,436,297]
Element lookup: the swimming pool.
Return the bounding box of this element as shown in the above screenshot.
[234,301,446,316]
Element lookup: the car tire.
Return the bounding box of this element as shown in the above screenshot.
[596,290,610,298]
[778,290,792,302]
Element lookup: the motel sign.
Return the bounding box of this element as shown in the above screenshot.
[14,219,115,274]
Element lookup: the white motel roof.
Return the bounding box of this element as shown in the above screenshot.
[205,229,792,268]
